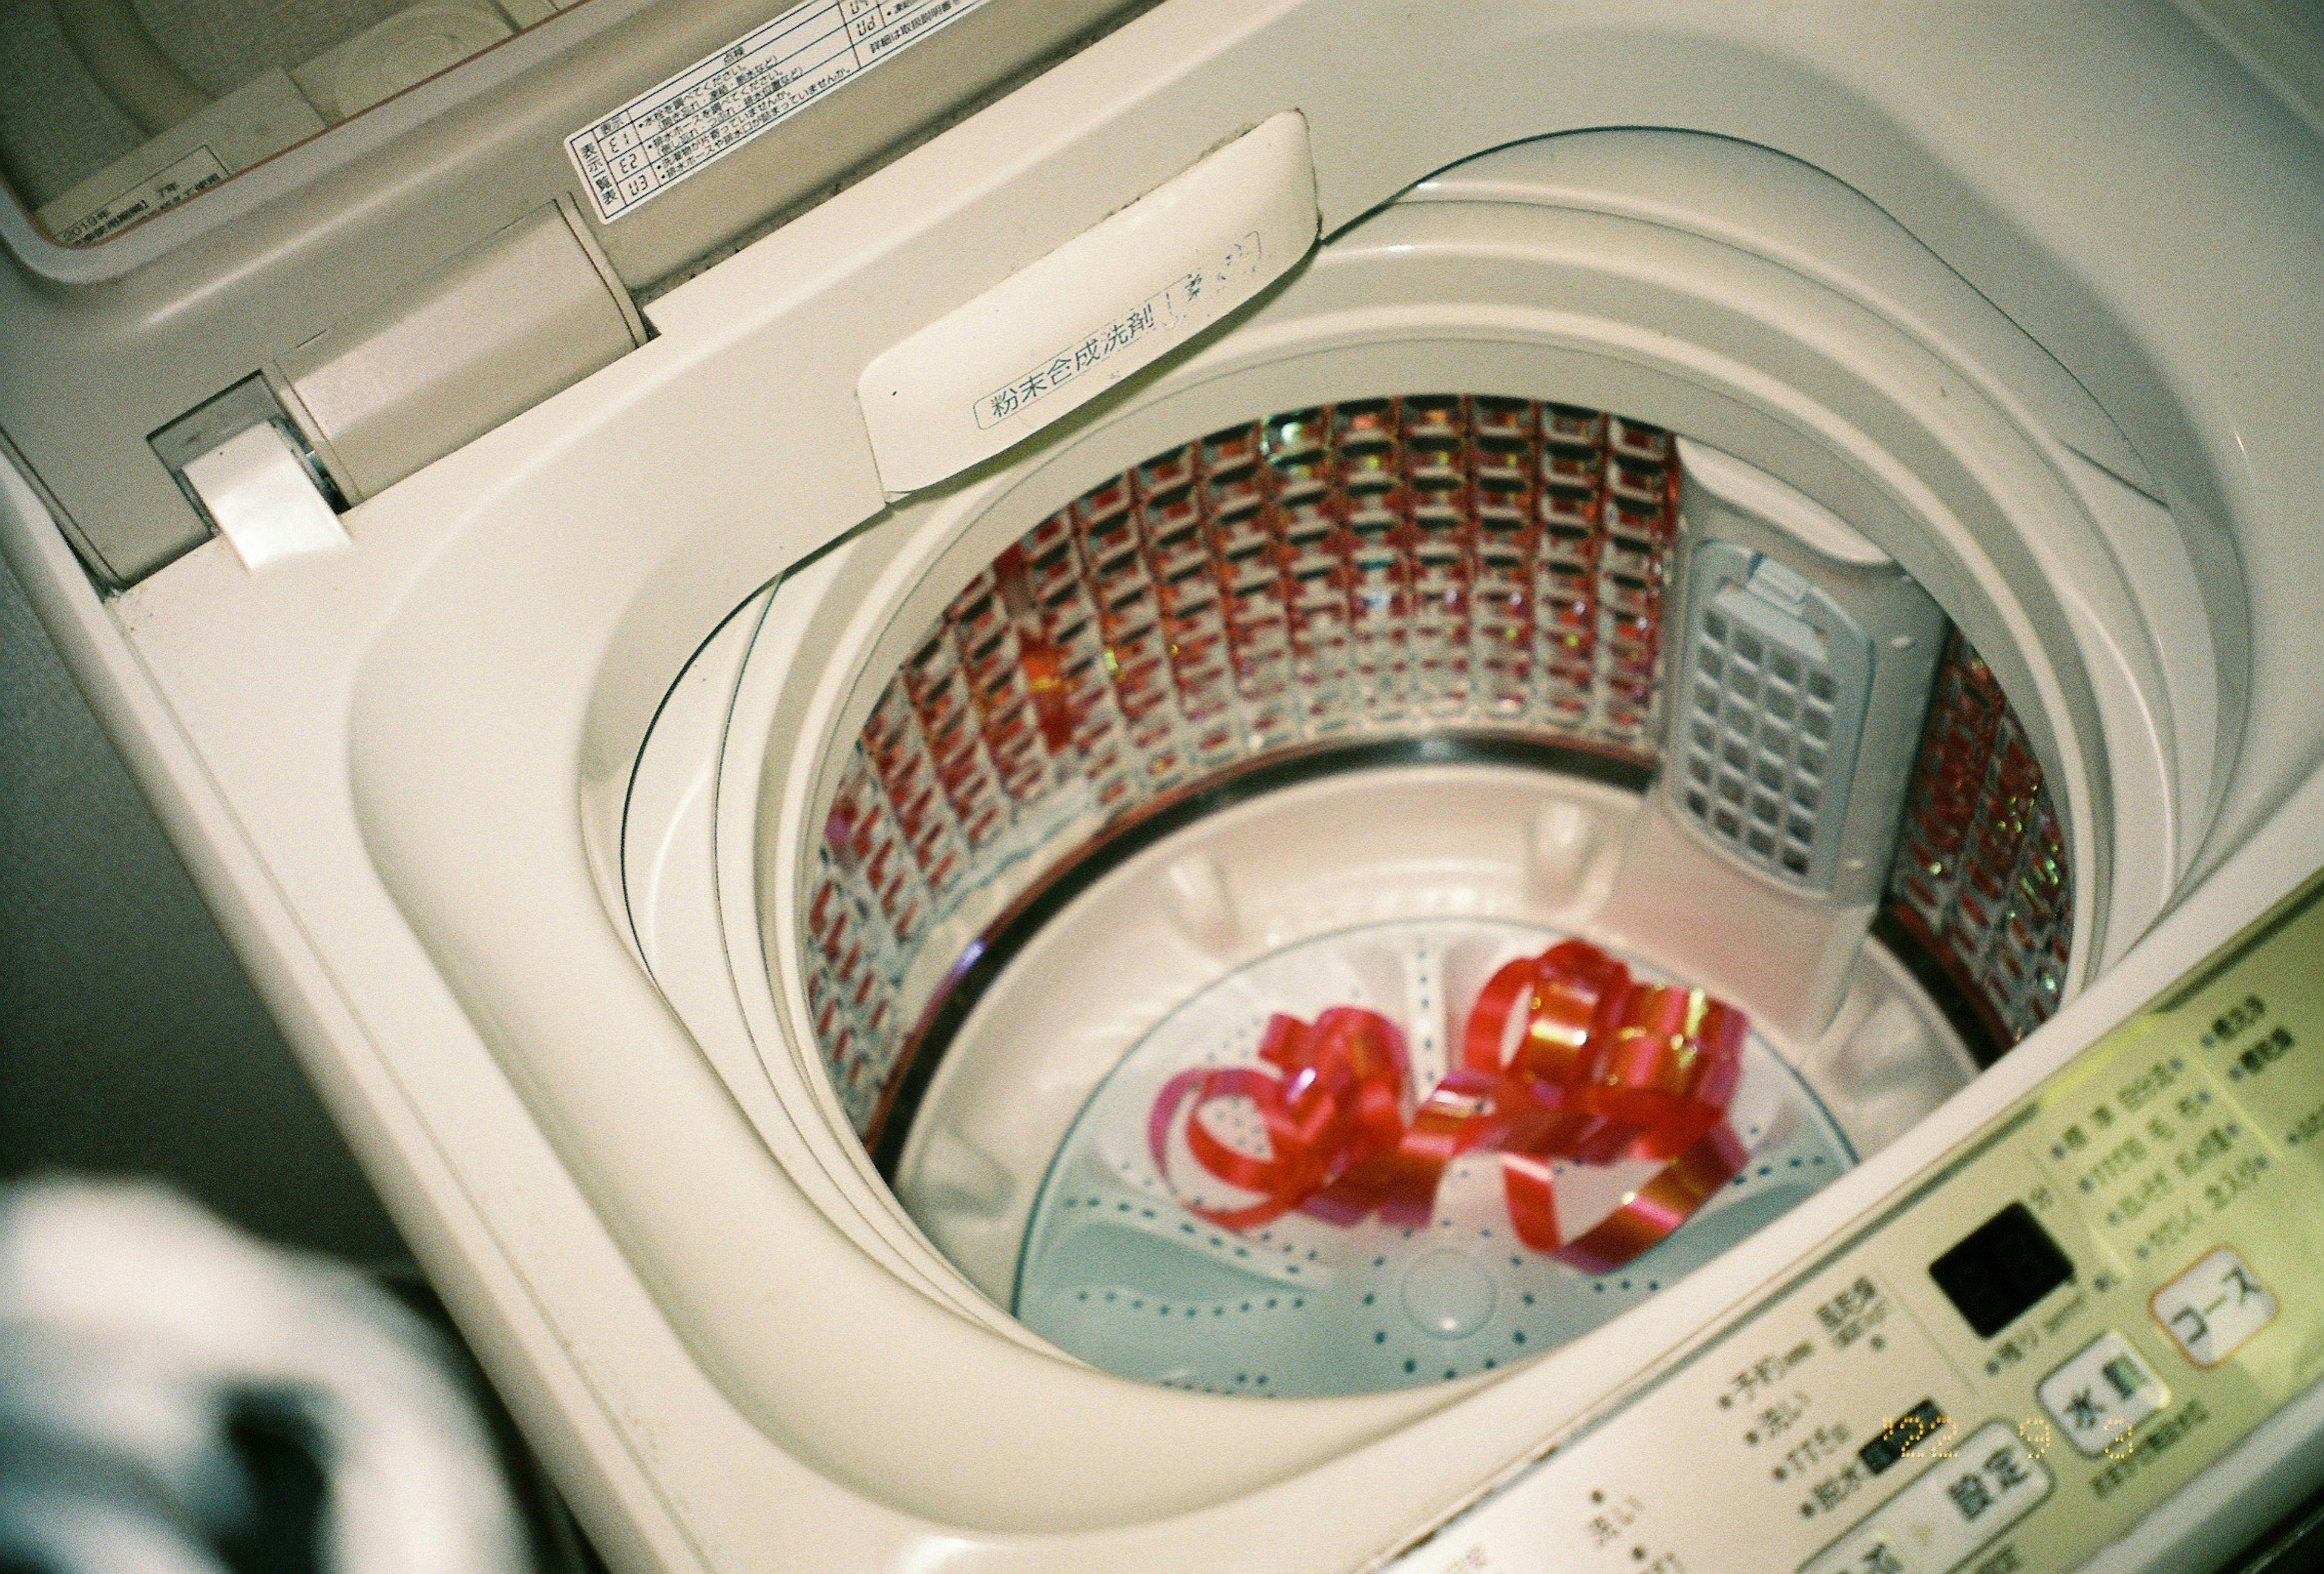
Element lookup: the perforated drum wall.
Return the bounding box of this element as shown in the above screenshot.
[799,398,2069,1147]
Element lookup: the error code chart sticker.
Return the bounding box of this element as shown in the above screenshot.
[566,0,989,224]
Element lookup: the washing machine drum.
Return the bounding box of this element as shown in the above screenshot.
[681,389,2081,1402]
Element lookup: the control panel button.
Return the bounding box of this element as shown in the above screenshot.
[2152,1247,2277,1368]
[1799,1421,2050,1574]
[2037,1331,2168,1457]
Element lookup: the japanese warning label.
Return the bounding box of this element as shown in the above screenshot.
[566,0,990,224]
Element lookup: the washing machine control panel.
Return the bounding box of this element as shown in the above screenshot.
[1380,870,2324,1574]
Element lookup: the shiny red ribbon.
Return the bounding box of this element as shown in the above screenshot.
[1147,941,1750,1271]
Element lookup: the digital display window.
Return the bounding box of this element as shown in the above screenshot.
[1858,1397,1947,1477]
[1929,1202,2075,1338]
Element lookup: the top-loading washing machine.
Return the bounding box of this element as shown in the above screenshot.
[4,1,2323,1569]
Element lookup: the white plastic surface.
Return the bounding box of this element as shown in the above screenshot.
[291,0,516,123]
[178,422,347,572]
[621,590,760,988]
[33,70,324,246]
[1677,439,1891,568]
[856,112,1319,493]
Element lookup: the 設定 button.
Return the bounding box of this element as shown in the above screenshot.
[1799,1420,2050,1574]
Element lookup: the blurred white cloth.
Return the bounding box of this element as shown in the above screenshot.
[0,1178,529,1574]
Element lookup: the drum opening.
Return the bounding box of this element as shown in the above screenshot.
[794,395,2071,1395]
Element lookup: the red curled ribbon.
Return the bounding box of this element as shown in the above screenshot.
[1147,940,1751,1271]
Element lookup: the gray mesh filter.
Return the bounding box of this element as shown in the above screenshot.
[1673,543,1872,891]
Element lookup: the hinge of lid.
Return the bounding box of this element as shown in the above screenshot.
[135,199,642,580]
[269,198,643,506]
[151,374,349,571]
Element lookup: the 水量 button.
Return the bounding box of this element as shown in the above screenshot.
[2037,1331,2168,1457]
